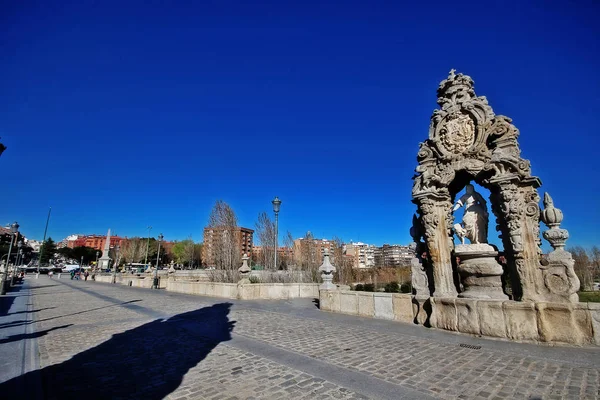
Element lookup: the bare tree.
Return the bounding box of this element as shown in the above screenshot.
[120,238,146,266]
[282,231,296,269]
[591,246,600,283]
[255,212,276,270]
[183,235,196,269]
[297,231,320,281]
[207,200,240,273]
[570,246,593,291]
[332,236,353,285]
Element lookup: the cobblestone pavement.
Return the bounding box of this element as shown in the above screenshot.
[1,277,599,399]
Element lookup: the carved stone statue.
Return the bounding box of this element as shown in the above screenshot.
[452,184,488,244]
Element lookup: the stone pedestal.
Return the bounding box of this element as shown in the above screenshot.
[455,244,507,300]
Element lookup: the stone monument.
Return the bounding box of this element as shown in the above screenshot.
[410,70,579,303]
[97,229,112,271]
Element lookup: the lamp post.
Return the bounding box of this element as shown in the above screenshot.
[153,233,163,289]
[271,197,281,270]
[36,207,51,278]
[11,240,23,285]
[112,245,120,284]
[1,222,19,295]
[95,251,99,272]
[144,226,152,270]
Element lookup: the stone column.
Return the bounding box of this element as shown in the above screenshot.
[418,198,457,298]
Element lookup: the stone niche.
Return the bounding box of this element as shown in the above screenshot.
[409,70,580,304]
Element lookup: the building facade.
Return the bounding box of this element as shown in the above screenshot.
[345,242,376,269]
[67,234,125,251]
[202,226,253,267]
[373,244,413,268]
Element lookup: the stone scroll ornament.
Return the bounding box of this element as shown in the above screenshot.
[410,70,576,302]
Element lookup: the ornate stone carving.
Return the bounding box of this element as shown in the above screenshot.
[440,114,475,155]
[409,215,430,296]
[539,193,580,302]
[411,70,571,303]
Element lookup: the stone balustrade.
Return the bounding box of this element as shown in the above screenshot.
[91,273,319,300]
[320,289,600,347]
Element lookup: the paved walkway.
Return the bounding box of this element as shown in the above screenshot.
[0,277,599,399]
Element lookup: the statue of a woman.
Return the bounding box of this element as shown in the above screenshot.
[453,184,489,244]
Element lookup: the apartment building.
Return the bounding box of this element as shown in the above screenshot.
[202,226,253,267]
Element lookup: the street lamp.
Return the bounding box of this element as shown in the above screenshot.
[144,226,152,270]
[153,233,163,289]
[11,240,23,285]
[112,245,120,284]
[1,222,19,295]
[272,197,281,270]
[95,251,99,272]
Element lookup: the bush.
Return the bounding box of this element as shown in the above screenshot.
[400,282,412,293]
[354,284,364,291]
[363,283,375,292]
[249,275,260,284]
[384,282,400,293]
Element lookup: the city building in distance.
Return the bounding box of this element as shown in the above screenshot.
[202,226,254,267]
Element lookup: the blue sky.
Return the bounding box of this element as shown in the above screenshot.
[1,0,599,248]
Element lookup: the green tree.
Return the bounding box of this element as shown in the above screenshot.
[171,240,187,265]
[71,246,99,264]
[40,237,57,264]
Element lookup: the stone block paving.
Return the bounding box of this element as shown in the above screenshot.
[229,310,600,399]
[18,277,600,400]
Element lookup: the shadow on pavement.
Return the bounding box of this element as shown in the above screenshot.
[0,324,72,345]
[0,302,235,399]
[0,283,24,316]
[27,285,59,290]
[5,306,56,316]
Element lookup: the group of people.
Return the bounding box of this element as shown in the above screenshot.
[70,270,90,280]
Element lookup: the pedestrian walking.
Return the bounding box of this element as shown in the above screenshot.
[84,271,89,281]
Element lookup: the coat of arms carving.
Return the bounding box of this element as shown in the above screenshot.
[439,114,475,154]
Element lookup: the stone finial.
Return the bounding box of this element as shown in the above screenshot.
[318,249,336,290]
[238,253,251,280]
[540,192,569,250]
[540,192,563,228]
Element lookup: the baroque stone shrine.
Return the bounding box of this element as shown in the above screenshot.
[410,70,579,304]
[320,71,598,346]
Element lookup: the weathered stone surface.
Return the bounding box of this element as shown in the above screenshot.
[503,300,538,341]
[455,298,479,335]
[340,292,358,315]
[588,302,600,346]
[431,297,457,331]
[357,292,375,317]
[392,294,413,323]
[319,290,340,312]
[455,244,507,300]
[477,300,507,338]
[373,293,394,320]
[536,302,593,345]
